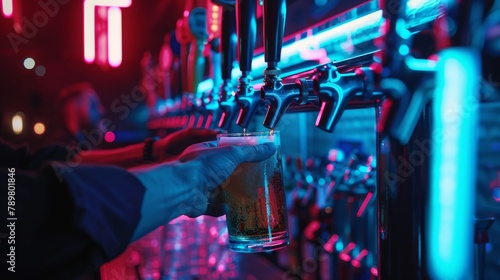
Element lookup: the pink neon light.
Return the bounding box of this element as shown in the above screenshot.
[370,267,379,276]
[107,7,122,67]
[205,114,212,129]
[339,242,356,262]
[188,115,196,127]
[356,192,373,217]
[323,234,339,253]
[104,131,115,142]
[84,0,131,65]
[339,253,351,262]
[2,0,13,18]
[196,115,205,128]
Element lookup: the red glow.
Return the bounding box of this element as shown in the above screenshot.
[356,192,373,217]
[370,267,379,276]
[104,131,115,142]
[352,259,361,268]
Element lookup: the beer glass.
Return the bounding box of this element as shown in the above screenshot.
[217,131,289,253]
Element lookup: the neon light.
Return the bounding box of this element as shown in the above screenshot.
[84,0,131,65]
[429,48,478,280]
[2,0,13,18]
[107,7,122,67]
[252,10,384,70]
[84,1,96,63]
[250,0,440,74]
[356,192,373,217]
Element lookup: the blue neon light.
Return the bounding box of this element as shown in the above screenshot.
[429,48,479,280]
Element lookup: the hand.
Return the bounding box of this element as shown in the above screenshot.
[129,141,277,242]
[155,128,220,161]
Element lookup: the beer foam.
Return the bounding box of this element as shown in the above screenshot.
[218,132,278,147]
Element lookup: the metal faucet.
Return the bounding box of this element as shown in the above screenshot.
[260,78,316,130]
[313,64,371,133]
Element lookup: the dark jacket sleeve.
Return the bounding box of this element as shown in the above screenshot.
[1,141,145,280]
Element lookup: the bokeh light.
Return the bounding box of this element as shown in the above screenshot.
[33,122,46,135]
[12,113,24,135]
[23,57,35,69]
[35,65,46,76]
[104,131,115,142]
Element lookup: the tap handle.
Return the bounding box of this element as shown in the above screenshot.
[236,0,257,76]
[175,18,191,95]
[187,3,209,97]
[263,0,286,66]
[220,5,237,84]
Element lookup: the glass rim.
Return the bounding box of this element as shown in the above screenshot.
[217,131,280,138]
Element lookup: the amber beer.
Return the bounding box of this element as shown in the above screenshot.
[217,131,289,253]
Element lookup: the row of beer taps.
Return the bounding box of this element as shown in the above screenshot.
[160,0,442,149]
[155,1,493,279]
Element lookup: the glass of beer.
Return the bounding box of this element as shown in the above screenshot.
[217,131,289,253]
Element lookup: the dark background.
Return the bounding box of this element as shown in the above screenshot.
[0,0,185,146]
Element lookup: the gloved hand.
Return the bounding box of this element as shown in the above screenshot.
[155,128,221,161]
[129,141,277,242]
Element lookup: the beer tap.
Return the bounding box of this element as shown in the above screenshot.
[260,0,317,130]
[234,0,260,129]
[313,64,372,133]
[175,0,211,128]
[212,0,239,130]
